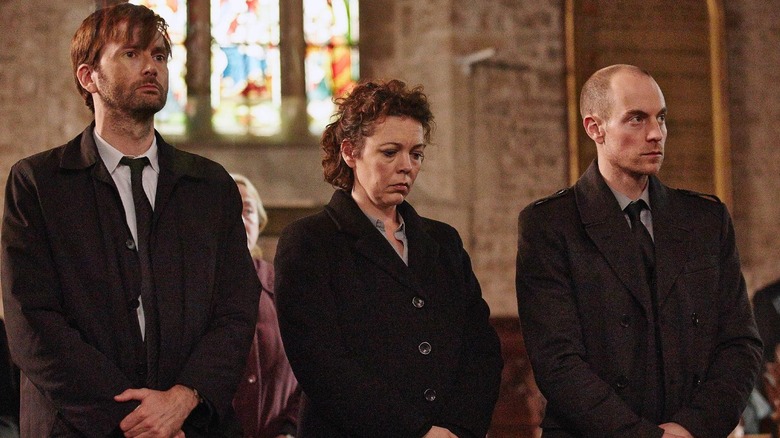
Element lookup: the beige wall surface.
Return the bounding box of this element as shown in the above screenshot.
[0,0,778,319]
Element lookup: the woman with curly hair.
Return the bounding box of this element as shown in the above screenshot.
[274,79,503,438]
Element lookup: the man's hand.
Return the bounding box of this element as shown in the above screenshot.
[115,384,199,437]
[422,426,459,438]
[660,422,693,438]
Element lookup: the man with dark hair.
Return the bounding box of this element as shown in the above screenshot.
[516,64,762,437]
[1,4,259,436]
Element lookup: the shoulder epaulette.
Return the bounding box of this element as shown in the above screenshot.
[534,188,570,206]
[677,188,721,203]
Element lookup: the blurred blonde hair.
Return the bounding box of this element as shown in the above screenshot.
[231,173,268,258]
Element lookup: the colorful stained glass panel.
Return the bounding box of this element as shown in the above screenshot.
[211,0,281,136]
[304,0,359,133]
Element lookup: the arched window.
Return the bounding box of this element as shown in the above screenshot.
[129,0,359,140]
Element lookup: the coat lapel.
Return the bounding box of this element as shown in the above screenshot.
[648,178,691,308]
[325,191,430,296]
[575,162,653,316]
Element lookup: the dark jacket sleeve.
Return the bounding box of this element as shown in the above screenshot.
[1,161,138,437]
[515,204,664,437]
[436,227,503,437]
[274,219,434,437]
[670,204,762,437]
[174,174,260,423]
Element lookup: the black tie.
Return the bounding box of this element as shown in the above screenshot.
[120,157,153,251]
[624,200,655,275]
[625,199,665,419]
[120,156,158,386]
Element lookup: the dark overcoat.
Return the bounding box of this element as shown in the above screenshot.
[1,124,260,437]
[274,190,503,438]
[516,161,762,438]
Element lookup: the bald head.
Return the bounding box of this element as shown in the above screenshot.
[580,64,655,120]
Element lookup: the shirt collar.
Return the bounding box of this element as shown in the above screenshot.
[364,211,406,234]
[93,130,160,175]
[609,184,651,212]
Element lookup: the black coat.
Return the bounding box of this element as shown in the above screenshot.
[516,161,762,438]
[274,190,503,438]
[1,125,260,437]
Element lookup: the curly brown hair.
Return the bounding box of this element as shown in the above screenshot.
[71,3,172,113]
[321,79,434,190]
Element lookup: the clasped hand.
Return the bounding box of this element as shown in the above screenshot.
[114,384,199,438]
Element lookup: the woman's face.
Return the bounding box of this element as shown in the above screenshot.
[343,116,426,216]
[237,183,261,250]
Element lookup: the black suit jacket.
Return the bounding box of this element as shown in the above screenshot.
[1,124,260,437]
[274,190,503,438]
[516,161,762,438]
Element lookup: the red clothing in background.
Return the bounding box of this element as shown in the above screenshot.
[234,259,301,437]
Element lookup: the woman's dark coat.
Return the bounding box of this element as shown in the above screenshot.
[274,190,503,438]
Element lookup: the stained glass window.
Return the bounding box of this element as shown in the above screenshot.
[129,0,359,138]
[304,0,360,133]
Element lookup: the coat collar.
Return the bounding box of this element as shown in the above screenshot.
[324,190,440,297]
[58,123,206,218]
[575,160,691,314]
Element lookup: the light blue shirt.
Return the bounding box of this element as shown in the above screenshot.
[364,212,408,266]
[609,185,654,241]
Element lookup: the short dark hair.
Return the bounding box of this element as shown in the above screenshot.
[321,79,435,190]
[580,64,653,120]
[71,3,171,113]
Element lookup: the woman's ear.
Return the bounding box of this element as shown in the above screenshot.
[341,140,357,168]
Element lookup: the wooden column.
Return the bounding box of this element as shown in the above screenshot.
[280,0,309,140]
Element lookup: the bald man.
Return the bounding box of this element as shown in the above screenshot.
[515,64,761,437]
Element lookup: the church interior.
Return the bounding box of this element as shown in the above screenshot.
[1,0,779,436]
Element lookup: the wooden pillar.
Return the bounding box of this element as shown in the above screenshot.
[185,0,213,138]
[280,0,309,140]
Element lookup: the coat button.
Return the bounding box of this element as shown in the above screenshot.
[418,342,432,355]
[412,296,425,308]
[126,239,136,250]
[616,375,629,389]
[691,313,700,326]
[247,374,257,384]
[128,298,140,311]
[620,314,630,328]
[424,388,436,402]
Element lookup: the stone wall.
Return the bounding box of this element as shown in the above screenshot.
[725,0,780,292]
[0,0,778,320]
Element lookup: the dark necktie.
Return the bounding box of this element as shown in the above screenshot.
[625,199,664,419]
[624,200,655,275]
[120,156,158,386]
[120,157,153,250]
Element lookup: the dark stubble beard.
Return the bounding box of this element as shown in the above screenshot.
[97,70,168,122]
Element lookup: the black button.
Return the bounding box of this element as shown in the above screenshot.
[693,374,702,387]
[125,239,136,250]
[620,314,630,328]
[616,375,628,389]
[424,388,436,402]
[136,362,147,376]
[128,298,140,310]
[412,296,425,308]
[418,342,432,355]
[691,313,700,326]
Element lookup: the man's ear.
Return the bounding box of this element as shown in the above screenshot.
[583,115,605,144]
[76,64,98,93]
[341,140,357,168]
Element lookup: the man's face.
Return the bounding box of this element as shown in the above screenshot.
[92,25,169,119]
[593,71,667,181]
